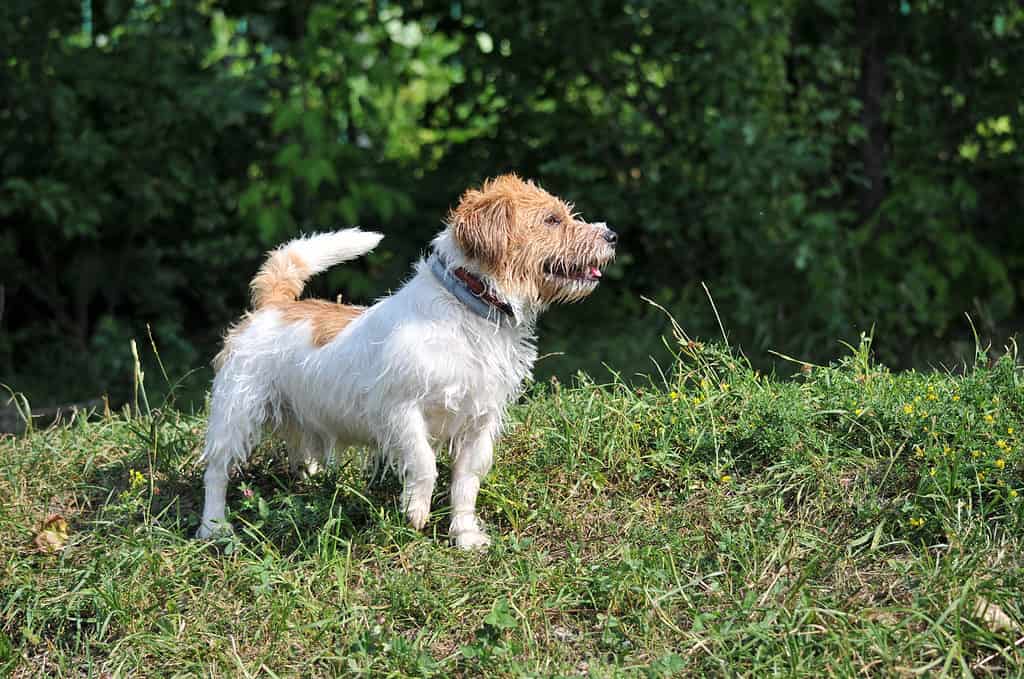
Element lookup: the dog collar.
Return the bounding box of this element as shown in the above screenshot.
[428,253,513,323]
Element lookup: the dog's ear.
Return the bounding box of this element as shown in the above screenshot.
[449,186,514,266]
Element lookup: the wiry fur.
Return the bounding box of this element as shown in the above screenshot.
[250,229,385,309]
[197,175,616,549]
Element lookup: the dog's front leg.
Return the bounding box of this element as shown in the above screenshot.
[449,422,496,549]
[393,410,438,531]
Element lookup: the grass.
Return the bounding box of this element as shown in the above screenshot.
[1,331,1023,677]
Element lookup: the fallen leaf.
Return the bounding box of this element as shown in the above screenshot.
[34,514,69,553]
[972,596,1020,634]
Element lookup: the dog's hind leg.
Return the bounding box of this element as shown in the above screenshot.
[286,426,326,480]
[197,451,235,539]
[196,371,268,539]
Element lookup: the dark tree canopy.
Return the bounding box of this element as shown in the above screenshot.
[2,0,1022,403]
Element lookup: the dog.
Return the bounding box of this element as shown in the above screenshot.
[197,174,617,548]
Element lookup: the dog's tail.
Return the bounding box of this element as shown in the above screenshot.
[250,229,384,309]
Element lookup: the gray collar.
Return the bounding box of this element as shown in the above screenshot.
[428,253,512,325]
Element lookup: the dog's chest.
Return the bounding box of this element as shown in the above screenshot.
[352,271,538,436]
[418,328,535,436]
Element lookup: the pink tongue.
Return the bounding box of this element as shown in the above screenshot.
[588,266,602,279]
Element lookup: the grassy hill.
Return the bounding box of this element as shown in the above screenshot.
[1,334,1022,676]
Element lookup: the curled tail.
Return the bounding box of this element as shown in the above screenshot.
[250,229,384,309]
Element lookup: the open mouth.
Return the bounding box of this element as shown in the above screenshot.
[542,261,603,283]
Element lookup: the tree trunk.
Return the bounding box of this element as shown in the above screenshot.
[856,0,889,226]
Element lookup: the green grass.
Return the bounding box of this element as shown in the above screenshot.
[2,333,1023,677]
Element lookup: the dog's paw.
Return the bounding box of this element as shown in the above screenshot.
[452,529,491,550]
[290,459,321,481]
[405,502,430,531]
[195,520,234,540]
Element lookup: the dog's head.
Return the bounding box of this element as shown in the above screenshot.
[448,174,616,307]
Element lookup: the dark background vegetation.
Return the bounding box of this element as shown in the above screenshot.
[2,0,1022,408]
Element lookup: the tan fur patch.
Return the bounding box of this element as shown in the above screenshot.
[214,300,362,371]
[251,251,309,309]
[276,300,364,347]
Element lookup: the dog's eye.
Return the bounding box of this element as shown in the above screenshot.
[544,214,562,226]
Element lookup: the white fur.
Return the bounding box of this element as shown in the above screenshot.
[274,229,384,275]
[197,229,538,548]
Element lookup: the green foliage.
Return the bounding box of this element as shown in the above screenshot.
[1,0,266,398]
[2,0,1023,403]
[232,2,458,245]
[422,0,1024,365]
[2,340,1023,674]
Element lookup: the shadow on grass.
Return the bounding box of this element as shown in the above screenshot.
[71,409,441,557]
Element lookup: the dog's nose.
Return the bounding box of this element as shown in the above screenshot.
[603,228,618,245]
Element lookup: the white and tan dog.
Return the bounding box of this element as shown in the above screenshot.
[197,174,617,548]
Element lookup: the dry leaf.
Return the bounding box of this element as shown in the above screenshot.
[972,596,1020,634]
[34,514,69,553]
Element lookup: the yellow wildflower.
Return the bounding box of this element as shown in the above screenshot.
[984,414,995,424]
[972,450,982,459]
[997,439,1009,451]
[669,391,679,401]
[1010,489,1019,499]
[995,458,1006,470]
[720,474,732,484]
[903,404,914,415]
[854,408,863,416]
